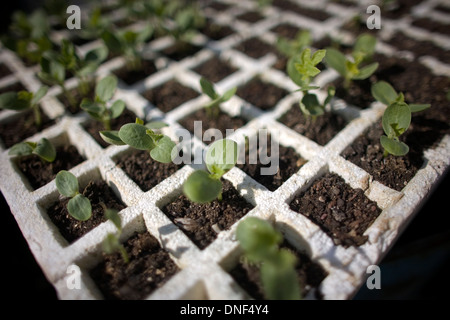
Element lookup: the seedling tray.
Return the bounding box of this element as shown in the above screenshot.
[0,0,449,300]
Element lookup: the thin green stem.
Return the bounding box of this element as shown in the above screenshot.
[32,104,42,128]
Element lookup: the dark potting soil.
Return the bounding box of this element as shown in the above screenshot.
[90,231,179,300]
[0,107,56,149]
[47,180,126,244]
[205,2,230,11]
[234,37,275,59]
[113,60,158,86]
[192,56,237,83]
[178,108,247,144]
[381,0,423,19]
[341,122,424,192]
[272,0,331,21]
[435,4,450,14]
[412,17,450,36]
[199,20,234,41]
[237,139,307,191]
[116,149,183,192]
[57,85,96,115]
[236,11,264,23]
[161,180,254,250]
[236,78,289,111]
[83,108,137,148]
[229,241,327,300]
[278,103,348,146]
[289,172,382,247]
[161,42,202,62]
[0,63,12,78]
[142,79,199,113]
[386,31,450,65]
[15,145,85,190]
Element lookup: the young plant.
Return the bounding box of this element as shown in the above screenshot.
[100,118,176,164]
[236,217,301,300]
[8,137,56,163]
[371,80,430,156]
[324,33,379,89]
[287,48,335,118]
[102,24,153,71]
[276,29,312,59]
[102,207,129,263]
[79,7,112,41]
[199,77,236,118]
[80,75,125,131]
[0,86,49,127]
[55,170,92,221]
[183,138,238,203]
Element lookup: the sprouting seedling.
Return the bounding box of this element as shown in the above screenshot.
[80,75,125,131]
[55,170,92,221]
[79,7,111,41]
[165,4,205,44]
[236,217,301,300]
[276,29,312,59]
[0,86,48,127]
[287,48,335,119]
[183,138,238,203]
[100,118,176,164]
[102,207,129,263]
[324,33,379,89]
[199,77,236,118]
[371,80,430,157]
[102,24,153,71]
[8,137,56,163]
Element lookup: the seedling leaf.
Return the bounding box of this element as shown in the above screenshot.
[150,135,176,163]
[205,139,238,175]
[371,81,398,106]
[67,194,92,221]
[32,137,56,162]
[105,208,121,231]
[183,170,223,203]
[200,77,218,99]
[408,103,430,113]
[352,62,378,80]
[325,48,347,77]
[380,135,409,156]
[382,102,411,137]
[119,123,156,150]
[99,130,125,145]
[96,75,118,102]
[110,100,126,119]
[55,170,79,198]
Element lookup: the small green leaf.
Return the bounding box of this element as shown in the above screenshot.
[150,135,176,163]
[85,46,108,65]
[102,233,120,254]
[353,62,378,80]
[102,30,123,54]
[0,92,29,111]
[200,77,218,100]
[408,104,430,113]
[33,138,56,162]
[380,135,409,156]
[371,81,398,106]
[67,194,92,221]
[80,99,103,116]
[110,100,125,119]
[119,123,156,150]
[353,34,377,59]
[299,93,324,117]
[136,24,153,43]
[382,102,411,137]
[99,130,126,146]
[96,75,118,102]
[325,48,347,77]
[31,86,48,106]
[205,139,238,176]
[105,208,121,231]
[260,249,301,300]
[145,121,168,130]
[55,170,79,198]
[222,87,237,102]
[183,170,223,203]
[236,217,282,263]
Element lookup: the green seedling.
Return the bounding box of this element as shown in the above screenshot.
[102,24,153,70]
[2,9,53,65]
[39,40,108,98]
[183,139,238,203]
[8,137,56,163]
[100,118,176,164]
[0,86,48,127]
[55,170,92,221]
[79,7,111,41]
[102,207,129,263]
[287,48,335,118]
[236,217,301,300]
[276,29,312,59]
[324,33,379,89]
[80,75,125,131]
[199,77,236,118]
[371,80,430,156]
